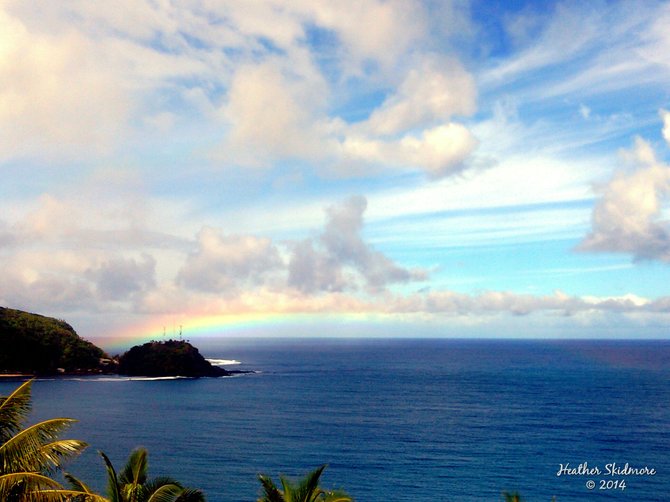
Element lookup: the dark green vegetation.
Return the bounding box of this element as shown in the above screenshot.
[0,307,108,375]
[258,465,352,502]
[67,448,205,502]
[118,340,233,377]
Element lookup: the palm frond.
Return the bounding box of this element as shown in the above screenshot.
[143,475,182,495]
[0,418,85,473]
[28,488,111,502]
[119,447,149,487]
[0,379,33,443]
[38,439,89,470]
[279,475,294,501]
[145,483,183,502]
[258,474,284,502]
[294,465,326,502]
[100,451,121,502]
[175,487,207,502]
[65,471,97,494]
[321,490,352,502]
[0,471,64,500]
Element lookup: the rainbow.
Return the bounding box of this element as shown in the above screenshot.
[96,312,397,351]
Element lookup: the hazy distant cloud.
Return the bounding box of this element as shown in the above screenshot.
[402,290,670,317]
[86,254,156,301]
[289,196,427,293]
[177,228,283,293]
[579,136,670,262]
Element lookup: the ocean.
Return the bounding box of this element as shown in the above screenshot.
[2,338,669,501]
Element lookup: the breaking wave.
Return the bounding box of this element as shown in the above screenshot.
[59,376,193,382]
[206,358,242,366]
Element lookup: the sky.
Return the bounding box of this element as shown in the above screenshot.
[1,0,670,347]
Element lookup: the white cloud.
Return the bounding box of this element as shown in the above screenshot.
[364,57,476,135]
[342,124,477,178]
[580,135,670,261]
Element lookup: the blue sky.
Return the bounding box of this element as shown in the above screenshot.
[1,0,669,341]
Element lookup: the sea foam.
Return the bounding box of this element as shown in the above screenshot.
[206,358,242,366]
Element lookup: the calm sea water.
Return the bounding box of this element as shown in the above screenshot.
[2,338,669,501]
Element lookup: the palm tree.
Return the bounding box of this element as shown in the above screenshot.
[97,447,205,502]
[502,493,523,502]
[0,379,105,501]
[257,465,352,502]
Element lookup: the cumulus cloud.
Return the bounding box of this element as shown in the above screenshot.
[341,123,478,178]
[579,135,670,262]
[177,228,283,293]
[334,55,478,178]
[288,196,427,293]
[364,57,476,135]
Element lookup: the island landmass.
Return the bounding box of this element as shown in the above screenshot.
[0,306,245,378]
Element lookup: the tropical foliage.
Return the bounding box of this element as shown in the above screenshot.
[257,465,351,502]
[0,379,104,501]
[93,447,206,502]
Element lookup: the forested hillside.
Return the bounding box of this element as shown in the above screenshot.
[0,306,107,374]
